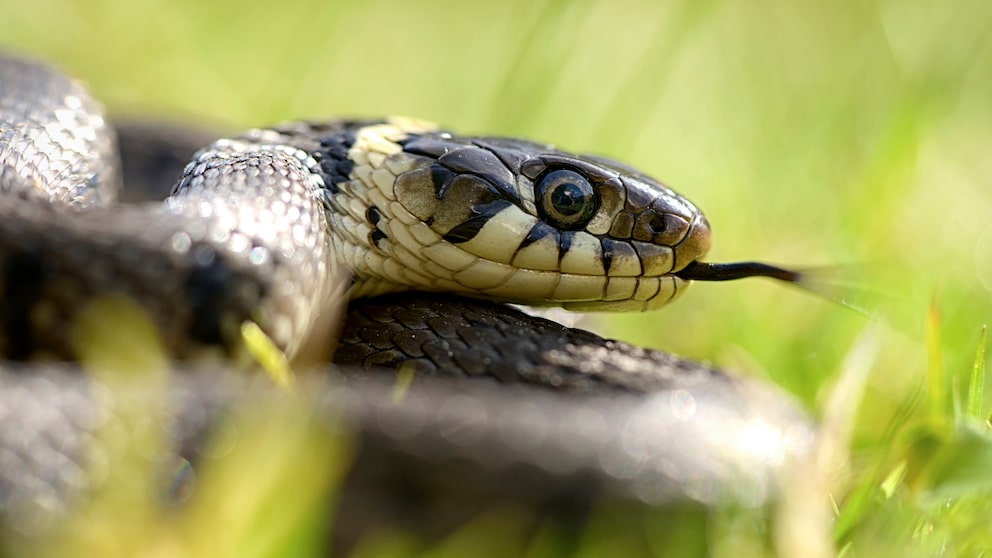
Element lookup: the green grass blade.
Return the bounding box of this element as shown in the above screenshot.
[926,292,947,426]
[967,325,987,419]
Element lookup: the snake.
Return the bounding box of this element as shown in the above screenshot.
[0,53,816,546]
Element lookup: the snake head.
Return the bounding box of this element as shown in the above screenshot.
[327,118,712,311]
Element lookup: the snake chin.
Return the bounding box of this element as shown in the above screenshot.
[558,275,689,312]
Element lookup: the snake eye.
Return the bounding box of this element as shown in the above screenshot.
[536,169,599,229]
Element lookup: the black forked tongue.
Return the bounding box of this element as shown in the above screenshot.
[675,260,870,315]
[674,261,803,284]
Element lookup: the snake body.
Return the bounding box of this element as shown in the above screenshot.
[0,54,814,544]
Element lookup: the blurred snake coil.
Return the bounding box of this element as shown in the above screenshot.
[0,52,816,544]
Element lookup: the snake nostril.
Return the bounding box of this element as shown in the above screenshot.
[648,212,667,235]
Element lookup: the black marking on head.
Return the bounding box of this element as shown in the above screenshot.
[438,147,518,203]
[520,221,556,249]
[430,164,456,198]
[404,134,546,204]
[1,252,45,359]
[600,238,617,275]
[471,139,534,174]
[312,130,359,194]
[442,200,513,244]
[184,247,238,346]
[520,158,548,181]
[558,231,575,267]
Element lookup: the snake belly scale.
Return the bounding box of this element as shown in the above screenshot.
[0,53,816,541]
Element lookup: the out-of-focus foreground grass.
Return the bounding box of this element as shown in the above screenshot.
[1,0,990,556]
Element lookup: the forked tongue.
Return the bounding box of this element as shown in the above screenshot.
[674,261,871,315]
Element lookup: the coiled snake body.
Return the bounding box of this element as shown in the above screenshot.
[0,53,814,543]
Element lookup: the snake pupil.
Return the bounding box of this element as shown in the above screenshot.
[551,183,585,216]
[537,169,598,229]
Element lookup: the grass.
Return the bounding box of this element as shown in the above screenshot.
[1,0,991,555]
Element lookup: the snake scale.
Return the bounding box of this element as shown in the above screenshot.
[0,53,815,547]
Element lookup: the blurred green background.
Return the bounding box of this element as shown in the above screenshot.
[1,0,991,555]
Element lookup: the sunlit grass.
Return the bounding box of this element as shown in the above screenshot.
[1,0,991,555]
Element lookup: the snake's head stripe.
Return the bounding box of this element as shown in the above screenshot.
[311,118,711,311]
